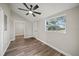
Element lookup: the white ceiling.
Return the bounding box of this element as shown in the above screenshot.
[10,3,79,22]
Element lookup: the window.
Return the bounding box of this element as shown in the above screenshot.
[45,15,66,33]
[4,14,7,31]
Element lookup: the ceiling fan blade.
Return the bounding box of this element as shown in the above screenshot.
[33,11,41,15]
[18,8,28,11]
[30,5,33,10]
[32,13,36,17]
[30,5,33,8]
[33,5,39,10]
[23,3,30,9]
[26,13,29,15]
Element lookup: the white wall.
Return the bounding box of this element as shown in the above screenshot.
[38,6,79,56]
[24,21,33,38]
[0,7,4,56]
[32,21,39,38]
[10,12,15,41]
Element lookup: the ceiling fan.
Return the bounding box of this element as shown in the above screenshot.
[18,3,41,17]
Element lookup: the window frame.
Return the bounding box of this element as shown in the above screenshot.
[45,14,67,33]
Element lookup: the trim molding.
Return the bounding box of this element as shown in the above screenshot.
[36,37,71,56]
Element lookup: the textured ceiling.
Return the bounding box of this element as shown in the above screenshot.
[10,3,79,21]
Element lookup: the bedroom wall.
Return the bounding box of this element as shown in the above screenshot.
[38,6,79,56]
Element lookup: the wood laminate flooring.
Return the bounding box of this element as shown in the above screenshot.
[4,35,64,56]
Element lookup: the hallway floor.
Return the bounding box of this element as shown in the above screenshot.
[4,35,64,56]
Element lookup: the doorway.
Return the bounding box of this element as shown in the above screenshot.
[15,20,25,38]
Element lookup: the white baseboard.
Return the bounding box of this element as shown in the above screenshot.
[36,37,71,56]
[24,36,33,39]
[11,38,15,41]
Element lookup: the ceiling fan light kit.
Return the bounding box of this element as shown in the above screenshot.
[29,11,33,14]
[18,3,41,17]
